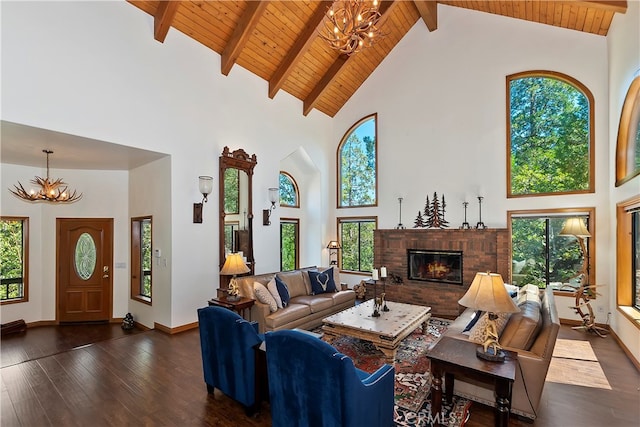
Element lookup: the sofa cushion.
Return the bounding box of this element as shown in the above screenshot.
[468,312,511,344]
[308,268,337,294]
[290,295,334,313]
[265,304,312,329]
[329,290,355,306]
[500,300,543,350]
[277,270,308,298]
[267,277,284,309]
[275,276,291,307]
[254,282,278,312]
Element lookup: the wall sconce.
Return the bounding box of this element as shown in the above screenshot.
[193,175,213,224]
[263,187,279,225]
[327,240,341,265]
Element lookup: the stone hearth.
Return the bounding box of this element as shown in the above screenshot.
[370,229,510,318]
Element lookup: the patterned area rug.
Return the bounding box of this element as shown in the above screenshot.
[318,318,472,427]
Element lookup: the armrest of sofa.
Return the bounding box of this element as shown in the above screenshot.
[250,300,272,333]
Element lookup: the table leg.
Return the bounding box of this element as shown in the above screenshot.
[377,346,397,365]
[444,372,454,405]
[494,378,512,427]
[430,361,443,424]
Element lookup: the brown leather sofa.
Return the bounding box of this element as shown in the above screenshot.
[235,266,356,333]
[444,286,560,420]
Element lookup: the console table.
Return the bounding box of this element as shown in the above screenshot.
[427,336,517,427]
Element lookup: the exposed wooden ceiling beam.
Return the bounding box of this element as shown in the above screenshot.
[303,0,397,116]
[221,1,270,76]
[565,0,627,13]
[269,1,333,99]
[414,0,438,31]
[153,0,179,43]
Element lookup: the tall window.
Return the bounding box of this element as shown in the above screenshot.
[509,209,594,290]
[338,113,377,207]
[633,211,640,310]
[279,171,299,208]
[615,75,640,186]
[616,196,640,321]
[131,217,152,302]
[338,217,376,273]
[507,71,594,197]
[280,219,299,271]
[0,217,28,303]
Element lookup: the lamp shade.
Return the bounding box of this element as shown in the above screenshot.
[458,272,520,314]
[559,217,591,238]
[327,240,341,249]
[268,187,279,204]
[220,253,250,276]
[199,176,213,196]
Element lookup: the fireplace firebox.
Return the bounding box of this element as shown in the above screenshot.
[408,249,463,285]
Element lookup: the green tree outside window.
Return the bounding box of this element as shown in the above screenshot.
[339,114,377,207]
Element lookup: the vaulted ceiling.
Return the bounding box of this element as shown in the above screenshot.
[129,1,627,118]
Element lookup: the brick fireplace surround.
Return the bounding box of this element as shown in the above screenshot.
[370,229,510,318]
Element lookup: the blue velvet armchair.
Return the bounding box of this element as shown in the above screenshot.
[197,306,264,413]
[265,329,395,427]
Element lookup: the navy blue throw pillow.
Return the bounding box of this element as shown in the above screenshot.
[275,275,290,307]
[463,310,484,332]
[308,268,337,295]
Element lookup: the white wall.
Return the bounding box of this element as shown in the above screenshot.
[1,1,332,328]
[1,163,129,323]
[607,0,640,365]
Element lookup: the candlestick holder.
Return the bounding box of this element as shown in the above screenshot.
[476,196,487,229]
[381,277,389,311]
[372,279,380,317]
[460,201,471,229]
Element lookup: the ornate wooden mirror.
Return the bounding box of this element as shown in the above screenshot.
[219,147,257,286]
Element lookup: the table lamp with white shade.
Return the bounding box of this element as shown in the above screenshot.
[220,253,250,301]
[458,272,520,362]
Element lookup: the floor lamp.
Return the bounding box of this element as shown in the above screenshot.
[559,218,607,337]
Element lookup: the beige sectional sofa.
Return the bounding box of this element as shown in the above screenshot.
[444,285,560,420]
[235,266,356,333]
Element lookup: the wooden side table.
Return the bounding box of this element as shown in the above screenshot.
[427,336,517,427]
[208,296,255,321]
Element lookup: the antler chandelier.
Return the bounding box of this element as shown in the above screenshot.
[9,149,82,203]
[319,0,383,55]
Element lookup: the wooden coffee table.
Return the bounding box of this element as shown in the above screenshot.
[321,299,431,364]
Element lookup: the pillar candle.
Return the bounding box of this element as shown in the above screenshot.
[372,268,379,281]
[380,267,387,278]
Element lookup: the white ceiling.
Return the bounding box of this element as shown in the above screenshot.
[1,121,168,171]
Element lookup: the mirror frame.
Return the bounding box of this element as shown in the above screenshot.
[219,147,257,283]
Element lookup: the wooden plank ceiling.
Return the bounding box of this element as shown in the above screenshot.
[127,1,627,117]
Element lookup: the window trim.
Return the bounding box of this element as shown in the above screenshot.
[279,171,300,208]
[616,195,640,330]
[1,216,29,305]
[615,75,640,187]
[337,113,378,208]
[280,217,300,271]
[131,216,152,305]
[337,216,378,275]
[508,207,596,296]
[506,70,595,198]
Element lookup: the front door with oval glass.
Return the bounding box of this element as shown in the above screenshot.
[57,218,113,322]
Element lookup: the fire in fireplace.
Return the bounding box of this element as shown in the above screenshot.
[407,249,463,284]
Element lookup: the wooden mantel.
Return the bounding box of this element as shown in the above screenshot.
[373,228,510,317]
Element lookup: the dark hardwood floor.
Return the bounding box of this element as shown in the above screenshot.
[1,323,638,426]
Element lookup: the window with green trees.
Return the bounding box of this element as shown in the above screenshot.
[131,217,152,301]
[338,114,377,207]
[509,210,594,290]
[280,219,299,271]
[508,72,594,197]
[1,217,28,303]
[279,171,299,208]
[338,217,376,273]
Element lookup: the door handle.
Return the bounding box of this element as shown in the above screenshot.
[102,265,109,279]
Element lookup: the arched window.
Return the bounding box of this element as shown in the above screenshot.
[615,75,640,186]
[279,171,299,208]
[338,113,377,208]
[507,71,594,197]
